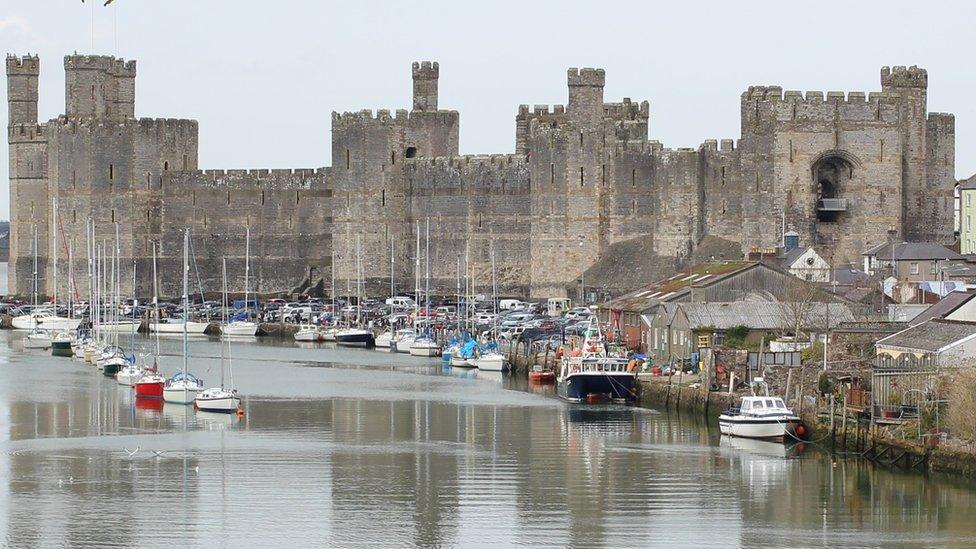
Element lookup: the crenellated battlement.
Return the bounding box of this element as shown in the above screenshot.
[743,86,892,104]
[411,61,438,79]
[881,65,927,89]
[331,108,457,125]
[63,54,136,76]
[604,98,649,121]
[6,54,39,74]
[8,122,47,143]
[567,67,605,87]
[53,116,197,134]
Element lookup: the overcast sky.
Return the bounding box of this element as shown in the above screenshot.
[1,0,974,219]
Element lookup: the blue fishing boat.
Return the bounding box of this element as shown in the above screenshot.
[556,317,637,403]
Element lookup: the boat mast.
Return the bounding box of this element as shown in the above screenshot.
[31,225,38,314]
[130,260,136,354]
[414,220,420,332]
[244,226,250,323]
[67,241,73,321]
[456,254,460,338]
[182,229,189,376]
[491,242,497,342]
[152,242,161,365]
[52,198,57,315]
[221,256,227,388]
[424,217,430,337]
[390,233,394,300]
[330,247,335,325]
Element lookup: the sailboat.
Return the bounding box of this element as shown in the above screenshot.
[470,246,508,372]
[22,226,52,349]
[375,237,397,349]
[133,243,166,398]
[162,229,204,405]
[195,258,242,413]
[116,264,144,386]
[410,218,440,357]
[223,227,258,337]
[43,198,81,333]
[336,234,375,347]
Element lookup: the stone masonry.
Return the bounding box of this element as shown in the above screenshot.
[5,54,957,299]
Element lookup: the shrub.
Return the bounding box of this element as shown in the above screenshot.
[946,368,976,442]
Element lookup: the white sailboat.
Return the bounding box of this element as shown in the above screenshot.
[470,245,508,372]
[116,265,143,386]
[223,227,258,337]
[410,218,440,357]
[21,226,52,349]
[336,235,375,347]
[45,198,81,333]
[163,230,204,405]
[375,237,396,348]
[195,258,242,413]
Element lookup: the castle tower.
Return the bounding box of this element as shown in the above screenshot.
[7,54,49,296]
[64,55,136,121]
[881,66,929,241]
[412,61,438,111]
[567,68,605,124]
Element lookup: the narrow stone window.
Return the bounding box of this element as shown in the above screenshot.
[346,150,350,169]
[182,154,188,170]
[405,147,417,159]
[296,190,300,205]
[478,213,483,228]
[261,190,265,205]
[721,166,726,186]
[72,170,77,189]
[391,151,396,164]
[580,167,584,187]
[72,210,77,223]
[631,169,636,187]
[146,209,150,221]
[579,132,584,148]
[146,172,151,189]
[111,210,115,223]
[192,191,196,205]
[789,140,793,162]
[550,200,554,215]
[227,191,231,205]
[601,164,606,186]
[550,163,555,185]
[880,140,884,161]
[381,189,386,207]
[632,199,637,215]
[721,200,727,214]
[91,85,95,101]
[163,161,169,171]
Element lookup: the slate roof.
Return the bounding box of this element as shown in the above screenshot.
[607,261,757,312]
[862,242,964,261]
[876,319,976,352]
[959,174,976,190]
[677,302,856,331]
[908,291,976,326]
[782,246,809,267]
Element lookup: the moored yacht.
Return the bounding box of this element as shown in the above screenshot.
[718,381,802,441]
[336,327,375,348]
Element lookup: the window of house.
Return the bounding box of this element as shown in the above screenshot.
[697,334,710,348]
[910,262,919,275]
[714,332,725,346]
[930,263,938,275]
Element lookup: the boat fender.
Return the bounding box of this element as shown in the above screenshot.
[236,408,245,417]
[794,423,808,440]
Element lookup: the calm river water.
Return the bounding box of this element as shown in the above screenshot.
[1,331,975,547]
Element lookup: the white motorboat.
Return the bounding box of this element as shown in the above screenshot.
[409,336,441,357]
[11,312,45,331]
[37,315,82,331]
[222,320,258,337]
[321,327,339,342]
[150,320,210,334]
[96,320,142,333]
[195,387,241,413]
[116,363,143,386]
[471,352,507,372]
[294,325,322,342]
[718,394,801,441]
[22,330,52,349]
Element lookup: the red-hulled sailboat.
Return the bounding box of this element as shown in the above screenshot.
[134,242,166,399]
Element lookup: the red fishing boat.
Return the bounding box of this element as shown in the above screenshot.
[134,370,165,398]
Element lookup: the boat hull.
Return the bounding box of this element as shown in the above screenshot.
[472,354,507,372]
[294,328,322,342]
[374,333,394,348]
[195,395,241,413]
[134,380,165,398]
[718,416,800,441]
[102,359,127,377]
[336,332,375,347]
[223,321,258,337]
[557,372,638,403]
[409,344,441,357]
[51,340,73,357]
[163,387,200,405]
[23,335,52,349]
[150,322,210,334]
[117,369,143,386]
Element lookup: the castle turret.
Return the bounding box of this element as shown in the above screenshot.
[567,68,605,123]
[412,61,438,111]
[64,55,136,120]
[7,54,38,124]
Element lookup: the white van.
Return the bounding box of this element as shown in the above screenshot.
[499,299,528,311]
[385,296,416,310]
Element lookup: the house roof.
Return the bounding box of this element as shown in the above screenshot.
[861,242,964,261]
[831,265,871,286]
[782,246,810,268]
[833,321,908,334]
[876,319,976,352]
[959,174,976,190]
[606,260,758,312]
[674,302,856,331]
[908,291,976,326]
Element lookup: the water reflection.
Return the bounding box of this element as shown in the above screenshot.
[0,332,975,546]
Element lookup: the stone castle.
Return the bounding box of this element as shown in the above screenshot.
[6,53,956,299]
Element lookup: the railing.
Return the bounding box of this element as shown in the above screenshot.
[817,198,848,212]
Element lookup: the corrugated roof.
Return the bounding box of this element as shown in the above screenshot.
[862,242,963,261]
[908,291,976,326]
[877,319,976,352]
[608,261,757,312]
[678,302,856,330]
